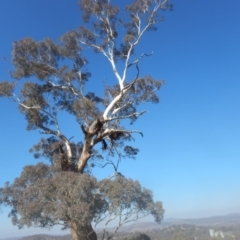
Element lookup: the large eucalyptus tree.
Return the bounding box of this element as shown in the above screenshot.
[0,1,172,239]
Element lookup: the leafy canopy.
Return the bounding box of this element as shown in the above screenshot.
[0,0,172,238]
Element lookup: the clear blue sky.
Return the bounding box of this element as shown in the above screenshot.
[1,0,240,238]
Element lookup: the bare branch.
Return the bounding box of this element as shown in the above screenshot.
[111,101,132,115]
[127,52,153,69]
[107,110,147,122]
[46,79,80,96]
[12,94,41,109]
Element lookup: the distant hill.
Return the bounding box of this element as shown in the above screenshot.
[20,235,71,240]
[2,213,240,240]
[0,238,22,240]
[107,213,240,232]
[164,213,240,227]
[0,235,71,240]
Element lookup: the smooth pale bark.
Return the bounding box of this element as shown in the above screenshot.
[77,136,92,173]
[70,222,97,240]
[77,118,104,173]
